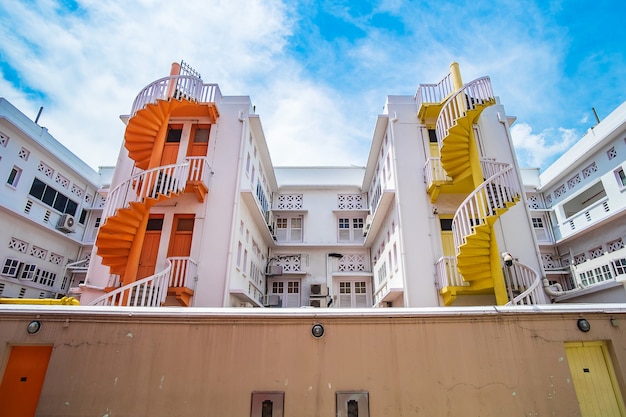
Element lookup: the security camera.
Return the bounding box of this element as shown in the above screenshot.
[502,252,513,267]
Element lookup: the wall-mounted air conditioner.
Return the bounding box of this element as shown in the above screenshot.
[310,283,329,296]
[309,297,328,308]
[264,294,282,307]
[57,214,76,233]
[265,265,283,276]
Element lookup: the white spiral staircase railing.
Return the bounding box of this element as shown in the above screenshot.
[452,164,520,249]
[130,75,220,116]
[433,77,542,305]
[103,163,191,219]
[504,261,543,305]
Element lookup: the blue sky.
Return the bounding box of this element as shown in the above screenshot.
[1,0,625,171]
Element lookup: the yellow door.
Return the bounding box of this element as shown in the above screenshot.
[565,341,626,417]
[0,345,53,417]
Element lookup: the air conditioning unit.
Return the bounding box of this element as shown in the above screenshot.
[310,283,329,296]
[362,214,373,237]
[309,297,328,308]
[57,214,76,233]
[265,265,283,276]
[264,294,282,307]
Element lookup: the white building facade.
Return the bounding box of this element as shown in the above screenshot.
[78,61,549,308]
[0,98,106,300]
[524,101,626,303]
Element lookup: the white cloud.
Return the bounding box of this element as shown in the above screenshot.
[510,122,579,168]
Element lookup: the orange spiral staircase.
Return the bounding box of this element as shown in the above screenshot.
[90,76,218,306]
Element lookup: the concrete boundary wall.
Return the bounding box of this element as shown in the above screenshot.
[1,305,625,416]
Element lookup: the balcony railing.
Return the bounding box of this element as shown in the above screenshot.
[130,75,221,116]
[573,247,626,288]
[415,72,454,109]
[435,256,468,289]
[168,257,198,290]
[553,198,612,241]
[424,158,452,187]
[185,156,211,185]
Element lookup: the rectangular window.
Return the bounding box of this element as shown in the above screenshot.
[20,263,37,280]
[338,217,365,242]
[28,178,78,215]
[2,258,21,277]
[275,216,303,242]
[338,280,370,308]
[7,166,22,187]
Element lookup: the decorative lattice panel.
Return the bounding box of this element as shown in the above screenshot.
[71,184,84,197]
[588,247,603,259]
[582,162,598,178]
[541,253,560,269]
[18,147,30,160]
[276,194,303,210]
[337,194,365,210]
[9,237,28,253]
[49,253,63,265]
[607,147,617,161]
[38,161,54,178]
[338,254,367,272]
[567,174,581,189]
[275,255,302,272]
[607,238,624,253]
[527,193,543,209]
[573,253,586,265]
[55,173,70,189]
[554,184,566,199]
[30,246,47,259]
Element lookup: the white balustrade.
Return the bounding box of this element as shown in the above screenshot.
[185,156,211,185]
[452,164,521,250]
[168,257,198,290]
[435,77,494,146]
[103,163,190,219]
[435,257,469,289]
[424,158,452,186]
[504,261,542,306]
[130,75,221,116]
[415,72,454,109]
[89,260,171,307]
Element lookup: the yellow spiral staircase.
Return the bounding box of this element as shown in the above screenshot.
[433,77,540,306]
[90,76,218,306]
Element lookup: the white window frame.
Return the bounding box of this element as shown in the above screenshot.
[2,258,21,277]
[275,215,303,243]
[336,278,371,308]
[271,279,300,307]
[338,217,365,242]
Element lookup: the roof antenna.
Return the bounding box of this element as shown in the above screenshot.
[592,107,601,125]
[34,106,43,124]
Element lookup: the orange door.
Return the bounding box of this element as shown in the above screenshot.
[161,125,182,166]
[137,217,163,279]
[168,215,194,257]
[187,124,210,157]
[0,345,53,417]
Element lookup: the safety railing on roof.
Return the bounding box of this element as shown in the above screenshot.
[130,75,221,116]
[415,72,454,109]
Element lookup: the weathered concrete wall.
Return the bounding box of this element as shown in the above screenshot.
[0,305,625,416]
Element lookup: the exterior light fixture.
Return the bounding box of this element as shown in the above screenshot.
[27,320,41,334]
[577,318,591,333]
[311,323,325,338]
